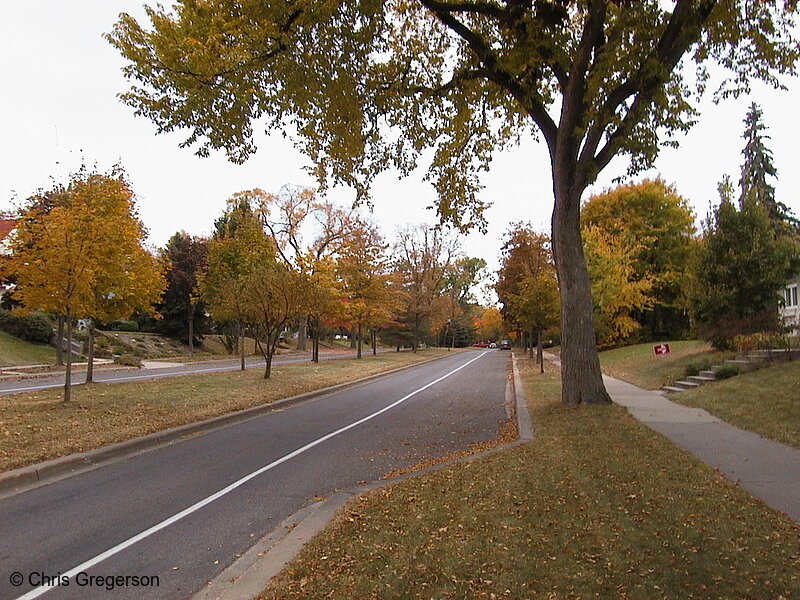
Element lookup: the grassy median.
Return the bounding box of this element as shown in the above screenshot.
[0,349,453,473]
[259,357,800,600]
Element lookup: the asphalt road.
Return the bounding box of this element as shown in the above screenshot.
[0,349,508,600]
[0,350,387,396]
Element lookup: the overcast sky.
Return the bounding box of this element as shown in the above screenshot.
[1,2,798,291]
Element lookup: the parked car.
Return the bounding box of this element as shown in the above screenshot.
[499,340,512,350]
[473,342,490,348]
[489,342,497,348]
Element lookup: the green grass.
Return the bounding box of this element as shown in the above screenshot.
[258,358,800,600]
[0,331,55,367]
[673,359,800,450]
[0,349,452,473]
[599,340,729,389]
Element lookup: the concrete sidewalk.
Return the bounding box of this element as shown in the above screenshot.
[609,374,800,522]
[544,352,800,522]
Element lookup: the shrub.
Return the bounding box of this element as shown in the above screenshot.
[107,320,139,332]
[114,353,142,367]
[684,359,712,377]
[0,309,52,344]
[715,364,740,380]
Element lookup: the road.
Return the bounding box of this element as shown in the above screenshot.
[0,350,389,396]
[0,349,508,600]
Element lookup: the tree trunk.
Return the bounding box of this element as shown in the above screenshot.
[350,327,357,349]
[55,316,64,366]
[63,315,73,403]
[86,321,95,384]
[529,327,534,359]
[297,315,307,351]
[537,328,544,374]
[356,321,362,359]
[238,321,245,371]
[551,173,611,405]
[372,329,377,355]
[188,306,194,355]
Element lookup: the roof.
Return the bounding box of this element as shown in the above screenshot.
[0,219,16,242]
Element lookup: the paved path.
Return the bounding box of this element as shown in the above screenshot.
[545,352,800,522]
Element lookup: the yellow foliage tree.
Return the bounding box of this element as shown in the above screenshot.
[582,225,653,349]
[8,171,164,400]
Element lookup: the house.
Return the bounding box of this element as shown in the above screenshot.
[0,218,18,301]
[0,219,15,255]
[780,273,800,336]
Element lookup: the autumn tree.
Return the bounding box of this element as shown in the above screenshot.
[110,1,799,404]
[477,306,504,343]
[73,175,164,383]
[8,170,163,400]
[157,231,210,352]
[581,179,695,340]
[582,224,653,348]
[202,196,305,378]
[392,225,459,352]
[496,224,559,366]
[257,185,354,351]
[202,198,267,369]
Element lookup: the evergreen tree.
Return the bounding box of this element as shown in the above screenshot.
[692,184,799,350]
[739,103,796,228]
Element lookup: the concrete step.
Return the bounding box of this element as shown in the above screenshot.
[661,385,687,394]
[699,370,717,378]
[673,380,700,390]
[686,375,716,384]
[723,359,757,372]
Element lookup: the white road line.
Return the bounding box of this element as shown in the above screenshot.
[12,350,490,600]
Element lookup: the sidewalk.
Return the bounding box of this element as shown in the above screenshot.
[544,352,800,522]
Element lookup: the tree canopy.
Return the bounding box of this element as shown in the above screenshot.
[110,1,799,404]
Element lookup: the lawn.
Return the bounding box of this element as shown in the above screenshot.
[0,348,452,473]
[673,359,800,450]
[259,357,800,600]
[0,331,55,367]
[599,340,728,389]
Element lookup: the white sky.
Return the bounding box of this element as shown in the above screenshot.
[1,1,798,289]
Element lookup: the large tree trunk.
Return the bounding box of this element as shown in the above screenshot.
[55,316,65,366]
[551,174,611,405]
[372,329,377,355]
[63,315,73,403]
[356,321,362,359]
[85,321,95,384]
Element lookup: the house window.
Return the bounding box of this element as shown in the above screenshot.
[787,285,799,308]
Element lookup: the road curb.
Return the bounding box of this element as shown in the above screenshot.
[190,353,534,600]
[0,352,458,498]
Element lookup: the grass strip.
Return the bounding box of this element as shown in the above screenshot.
[259,357,800,600]
[599,340,727,389]
[0,349,452,473]
[672,359,800,450]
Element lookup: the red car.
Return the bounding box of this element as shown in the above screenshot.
[473,342,490,348]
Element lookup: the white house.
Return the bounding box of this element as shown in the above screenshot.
[781,273,800,336]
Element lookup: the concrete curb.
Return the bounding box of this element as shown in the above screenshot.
[0,352,457,498]
[190,353,534,600]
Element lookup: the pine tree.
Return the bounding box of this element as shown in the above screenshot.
[739,103,796,228]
